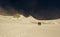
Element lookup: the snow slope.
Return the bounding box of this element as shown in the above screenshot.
[0,15,60,37]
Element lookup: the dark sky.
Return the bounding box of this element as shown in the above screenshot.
[0,0,60,9]
[0,0,60,20]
